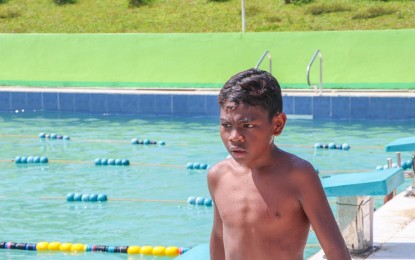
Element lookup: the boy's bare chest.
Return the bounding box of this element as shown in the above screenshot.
[216,172,301,228]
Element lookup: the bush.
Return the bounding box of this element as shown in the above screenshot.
[285,0,314,4]
[353,6,396,19]
[54,0,77,5]
[240,6,261,16]
[307,2,351,15]
[0,6,21,18]
[129,0,152,7]
[365,0,412,1]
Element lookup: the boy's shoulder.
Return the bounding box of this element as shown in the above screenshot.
[278,148,312,165]
[207,157,238,178]
[207,157,233,187]
[208,157,232,174]
[277,149,318,177]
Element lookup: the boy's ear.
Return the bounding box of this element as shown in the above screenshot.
[273,112,287,136]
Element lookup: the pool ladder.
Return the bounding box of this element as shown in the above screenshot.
[255,50,272,74]
[307,49,323,95]
[255,50,322,95]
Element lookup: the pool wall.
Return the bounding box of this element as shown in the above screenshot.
[0,88,414,120]
[0,31,414,89]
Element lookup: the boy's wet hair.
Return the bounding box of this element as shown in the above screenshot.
[218,68,283,120]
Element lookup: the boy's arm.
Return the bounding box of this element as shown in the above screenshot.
[207,167,225,260]
[210,204,225,260]
[298,165,351,260]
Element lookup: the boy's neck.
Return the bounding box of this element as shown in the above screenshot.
[232,145,280,172]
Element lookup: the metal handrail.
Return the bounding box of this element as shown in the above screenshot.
[255,50,272,74]
[306,49,323,95]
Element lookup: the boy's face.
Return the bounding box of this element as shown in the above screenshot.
[219,101,286,164]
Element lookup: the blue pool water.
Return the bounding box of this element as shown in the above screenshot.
[0,111,414,259]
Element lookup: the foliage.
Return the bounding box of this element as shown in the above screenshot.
[0,5,21,18]
[285,0,314,4]
[293,0,314,4]
[129,0,152,8]
[353,6,397,19]
[365,0,411,1]
[54,0,77,5]
[306,2,352,15]
[0,0,413,33]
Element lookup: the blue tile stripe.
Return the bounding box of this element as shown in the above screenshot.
[0,90,414,120]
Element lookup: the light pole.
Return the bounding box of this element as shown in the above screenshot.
[241,0,246,33]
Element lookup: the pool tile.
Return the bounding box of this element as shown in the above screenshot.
[407,98,415,119]
[2,90,415,120]
[332,97,351,120]
[26,92,42,111]
[388,98,410,120]
[107,94,140,114]
[385,97,404,120]
[106,94,122,114]
[293,96,312,115]
[313,96,331,119]
[206,94,220,116]
[186,95,206,115]
[74,94,91,113]
[155,94,172,114]
[10,92,26,111]
[58,93,75,112]
[139,94,155,114]
[90,94,107,114]
[369,97,390,120]
[120,95,140,114]
[282,96,294,115]
[351,97,370,120]
[0,92,11,111]
[42,92,58,111]
[172,95,190,114]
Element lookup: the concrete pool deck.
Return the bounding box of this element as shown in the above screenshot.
[309,186,415,260]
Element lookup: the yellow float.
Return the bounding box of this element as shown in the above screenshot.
[152,246,166,256]
[47,242,61,251]
[140,245,153,255]
[165,246,180,257]
[70,243,86,252]
[36,241,49,251]
[59,243,72,252]
[127,245,141,254]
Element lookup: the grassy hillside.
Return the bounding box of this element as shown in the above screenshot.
[0,0,414,33]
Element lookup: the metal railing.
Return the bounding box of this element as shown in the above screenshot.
[306,49,323,95]
[255,50,272,74]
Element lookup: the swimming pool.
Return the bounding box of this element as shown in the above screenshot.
[0,111,414,259]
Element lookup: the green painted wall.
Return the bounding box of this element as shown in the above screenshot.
[0,30,414,89]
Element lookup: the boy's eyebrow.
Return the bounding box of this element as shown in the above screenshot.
[239,117,254,123]
[219,117,255,123]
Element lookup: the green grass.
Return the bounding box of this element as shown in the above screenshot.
[0,0,414,33]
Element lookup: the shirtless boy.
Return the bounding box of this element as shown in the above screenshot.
[207,69,351,260]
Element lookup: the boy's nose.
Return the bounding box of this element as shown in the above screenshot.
[229,129,244,142]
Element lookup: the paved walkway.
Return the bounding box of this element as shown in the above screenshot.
[309,187,415,260]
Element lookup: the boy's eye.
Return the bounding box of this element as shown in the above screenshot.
[243,124,254,128]
[221,123,231,128]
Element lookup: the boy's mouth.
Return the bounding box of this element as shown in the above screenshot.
[230,147,246,155]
